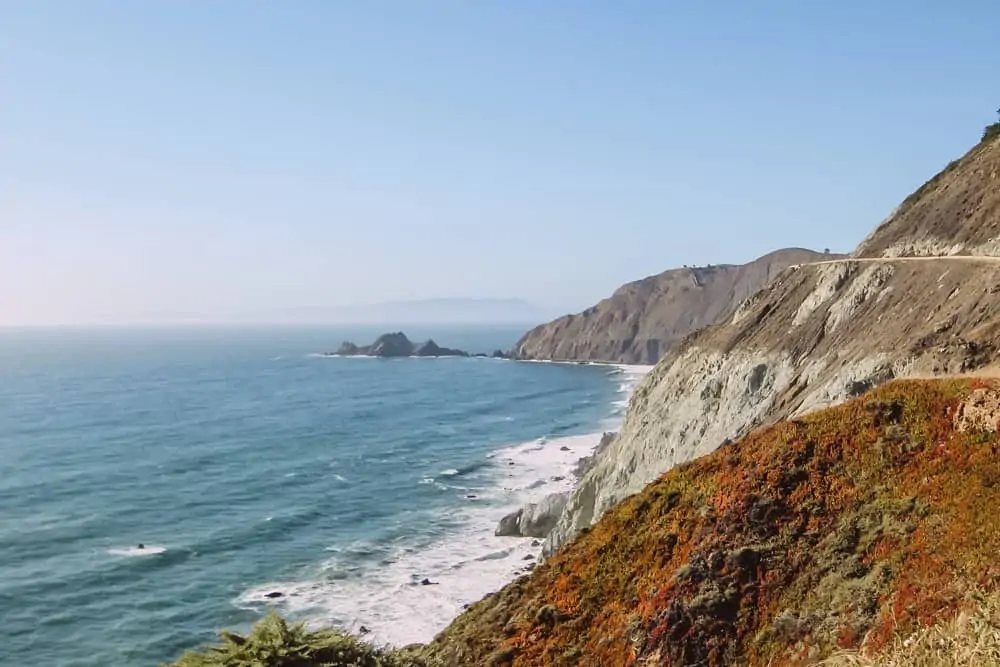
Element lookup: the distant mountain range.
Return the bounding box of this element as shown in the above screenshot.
[223,298,553,325]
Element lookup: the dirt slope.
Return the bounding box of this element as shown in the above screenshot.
[512,248,832,364]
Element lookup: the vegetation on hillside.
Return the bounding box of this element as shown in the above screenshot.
[983,108,1000,143]
[823,588,1000,666]
[167,611,424,667]
[421,379,1000,666]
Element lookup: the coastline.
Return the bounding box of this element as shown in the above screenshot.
[236,362,653,647]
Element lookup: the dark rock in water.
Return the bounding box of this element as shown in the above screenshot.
[523,554,535,560]
[551,475,565,482]
[491,349,510,359]
[531,539,542,547]
[332,332,472,358]
[465,494,477,499]
[462,603,471,610]
[525,562,536,571]
[495,509,524,537]
[560,446,571,451]
[265,591,284,599]
[420,578,438,586]
[414,339,469,357]
[507,461,515,466]
[368,332,415,357]
[359,625,370,635]
[335,341,362,356]
[472,353,488,358]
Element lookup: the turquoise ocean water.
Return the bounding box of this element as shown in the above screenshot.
[0,326,643,666]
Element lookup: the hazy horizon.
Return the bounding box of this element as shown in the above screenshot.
[0,297,562,328]
[4,2,999,326]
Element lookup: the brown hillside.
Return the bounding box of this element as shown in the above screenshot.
[513,248,832,365]
[855,134,1000,258]
[420,380,1000,666]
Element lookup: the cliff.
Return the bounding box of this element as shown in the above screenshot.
[420,379,1000,666]
[512,248,833,364]
[545,132,1000,554]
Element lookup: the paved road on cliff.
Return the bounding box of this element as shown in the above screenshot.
[799,254,1000,268]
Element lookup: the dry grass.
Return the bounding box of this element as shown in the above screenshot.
[821,590,1000,667]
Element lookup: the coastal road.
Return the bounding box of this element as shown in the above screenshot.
[793,254,1000,269]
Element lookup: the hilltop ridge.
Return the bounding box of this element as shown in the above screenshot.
[512,248,834,365]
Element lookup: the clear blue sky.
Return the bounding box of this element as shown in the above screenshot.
[3,1,998,325]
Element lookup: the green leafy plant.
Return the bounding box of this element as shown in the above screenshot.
[168,611,424,667]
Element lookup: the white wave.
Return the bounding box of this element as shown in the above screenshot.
[439,469,460,477]
[308,353,377,359]
[237,363,655,646]
[237,431,599,645]
[108,545,167,556]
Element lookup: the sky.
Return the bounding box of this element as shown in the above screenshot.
[3,1,999,325]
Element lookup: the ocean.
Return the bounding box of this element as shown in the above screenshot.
[0,326,648,666]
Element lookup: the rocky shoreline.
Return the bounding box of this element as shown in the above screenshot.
[493,431,615,540]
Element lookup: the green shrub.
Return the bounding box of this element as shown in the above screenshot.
[983,122,1000,143]
[167,611,425,667]
[982,107,1000,143]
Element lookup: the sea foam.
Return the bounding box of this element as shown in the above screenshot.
[237,364,652,646]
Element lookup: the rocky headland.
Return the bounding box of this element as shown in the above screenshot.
[512,248,838,365]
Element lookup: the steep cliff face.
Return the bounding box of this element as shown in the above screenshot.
[545,134,1000,554]
[512,248,832,364]
[420,380,1000,666]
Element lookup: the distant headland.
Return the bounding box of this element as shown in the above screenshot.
[324,332,509,359]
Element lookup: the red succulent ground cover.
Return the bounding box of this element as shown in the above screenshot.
[422,379,1000,666]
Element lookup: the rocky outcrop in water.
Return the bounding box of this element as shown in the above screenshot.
[494,493,569,539]
[330,332,471,358]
